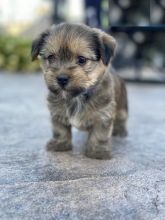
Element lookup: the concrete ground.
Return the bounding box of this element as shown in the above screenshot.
[0,73,165,220]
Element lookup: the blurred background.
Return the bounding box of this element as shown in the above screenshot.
[0,0,165,82]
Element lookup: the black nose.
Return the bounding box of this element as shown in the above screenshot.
[57,74,69,87]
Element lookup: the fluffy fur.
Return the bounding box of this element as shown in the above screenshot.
[32,23,128,159]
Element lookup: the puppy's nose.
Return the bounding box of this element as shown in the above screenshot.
[57,74,69,87]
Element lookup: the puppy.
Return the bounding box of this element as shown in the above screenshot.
[31,23,128,159]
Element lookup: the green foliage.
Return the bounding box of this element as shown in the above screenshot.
[0,35,40,72]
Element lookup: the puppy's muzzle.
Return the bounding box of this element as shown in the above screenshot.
[57,74,69,88]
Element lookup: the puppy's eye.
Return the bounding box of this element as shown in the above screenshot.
[47,54,56,63]
[77,56,87,66]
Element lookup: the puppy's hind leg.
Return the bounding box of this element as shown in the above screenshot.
[113,76,128,137]
[113,110,128,137]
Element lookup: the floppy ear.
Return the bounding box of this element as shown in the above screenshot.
[93,28,116,65]
[31,31,50,61]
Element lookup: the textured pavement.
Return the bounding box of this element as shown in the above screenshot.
[0,73,165,220]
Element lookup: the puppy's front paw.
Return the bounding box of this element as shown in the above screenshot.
[85,148,111,160]
[46,139,72,151]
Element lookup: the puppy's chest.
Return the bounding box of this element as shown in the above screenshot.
[67,98,93,130]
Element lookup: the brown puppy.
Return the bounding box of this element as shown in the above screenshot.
[31,23,128,159]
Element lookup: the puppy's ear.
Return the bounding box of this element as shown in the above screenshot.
[93,28,116,65]
[31,31,50,61]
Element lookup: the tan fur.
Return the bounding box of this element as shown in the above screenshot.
[32,23,128,159]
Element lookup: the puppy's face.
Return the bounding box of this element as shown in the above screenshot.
[32,23,116,97]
